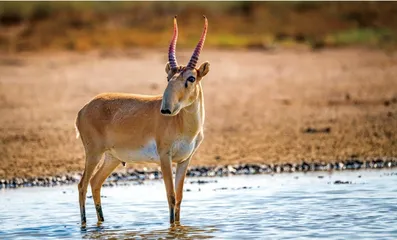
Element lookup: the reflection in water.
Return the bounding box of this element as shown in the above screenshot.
[83,224,218,239]
[1,170,397,239]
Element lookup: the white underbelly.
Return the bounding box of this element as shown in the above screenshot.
[172,138,196,162]
[109,139,160,163]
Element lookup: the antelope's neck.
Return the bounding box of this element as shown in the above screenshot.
[181,83,205,139]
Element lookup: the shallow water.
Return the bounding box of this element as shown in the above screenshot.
[1,170,397,239]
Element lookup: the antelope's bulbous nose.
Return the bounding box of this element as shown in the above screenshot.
[161,109,172,115]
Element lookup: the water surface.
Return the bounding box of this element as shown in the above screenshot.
[1,170,396,239]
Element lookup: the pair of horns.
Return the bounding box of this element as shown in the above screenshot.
[168,15,208,69]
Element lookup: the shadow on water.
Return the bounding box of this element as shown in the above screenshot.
[82,223,218,239]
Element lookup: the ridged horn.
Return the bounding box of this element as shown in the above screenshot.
[187,15,208,69]
[168,16,178,69]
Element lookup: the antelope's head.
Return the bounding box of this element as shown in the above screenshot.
[160,16,210,116]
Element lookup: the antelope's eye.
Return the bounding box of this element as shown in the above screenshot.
[187,76,196,82]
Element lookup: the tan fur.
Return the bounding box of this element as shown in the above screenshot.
[76,62,210,226]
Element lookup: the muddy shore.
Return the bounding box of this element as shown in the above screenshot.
[1,48,397,181]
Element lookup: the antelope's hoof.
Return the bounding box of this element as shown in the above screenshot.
[81,222,87,229]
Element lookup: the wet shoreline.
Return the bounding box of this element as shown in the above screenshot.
[1,158,397,189]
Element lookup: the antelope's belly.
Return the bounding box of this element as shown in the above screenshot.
[109,139,160,163]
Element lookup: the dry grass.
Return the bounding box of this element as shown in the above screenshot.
[0,48,396,179]
[1,2,397,53]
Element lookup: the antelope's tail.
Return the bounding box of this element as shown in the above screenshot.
[75,112,81,139]
[75,121,80,139]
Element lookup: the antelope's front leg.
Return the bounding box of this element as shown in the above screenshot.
[160,155,176,224]
[174,158,191,223]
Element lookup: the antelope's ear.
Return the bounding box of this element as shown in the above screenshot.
[197,61,210,79]
[165,62,172,74]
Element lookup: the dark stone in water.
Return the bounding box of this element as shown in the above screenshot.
[190,180,217,185]
[87,195,107,198]
[334,180,352,184]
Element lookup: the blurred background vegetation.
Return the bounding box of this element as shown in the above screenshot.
[0,1,397,53]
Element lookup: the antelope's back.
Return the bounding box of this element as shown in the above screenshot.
[76,92,163,142]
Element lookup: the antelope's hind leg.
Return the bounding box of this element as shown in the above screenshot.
[90,153,120,223]
[78,150,103,227]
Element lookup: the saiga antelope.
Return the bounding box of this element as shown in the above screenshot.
[75,16,210,227]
